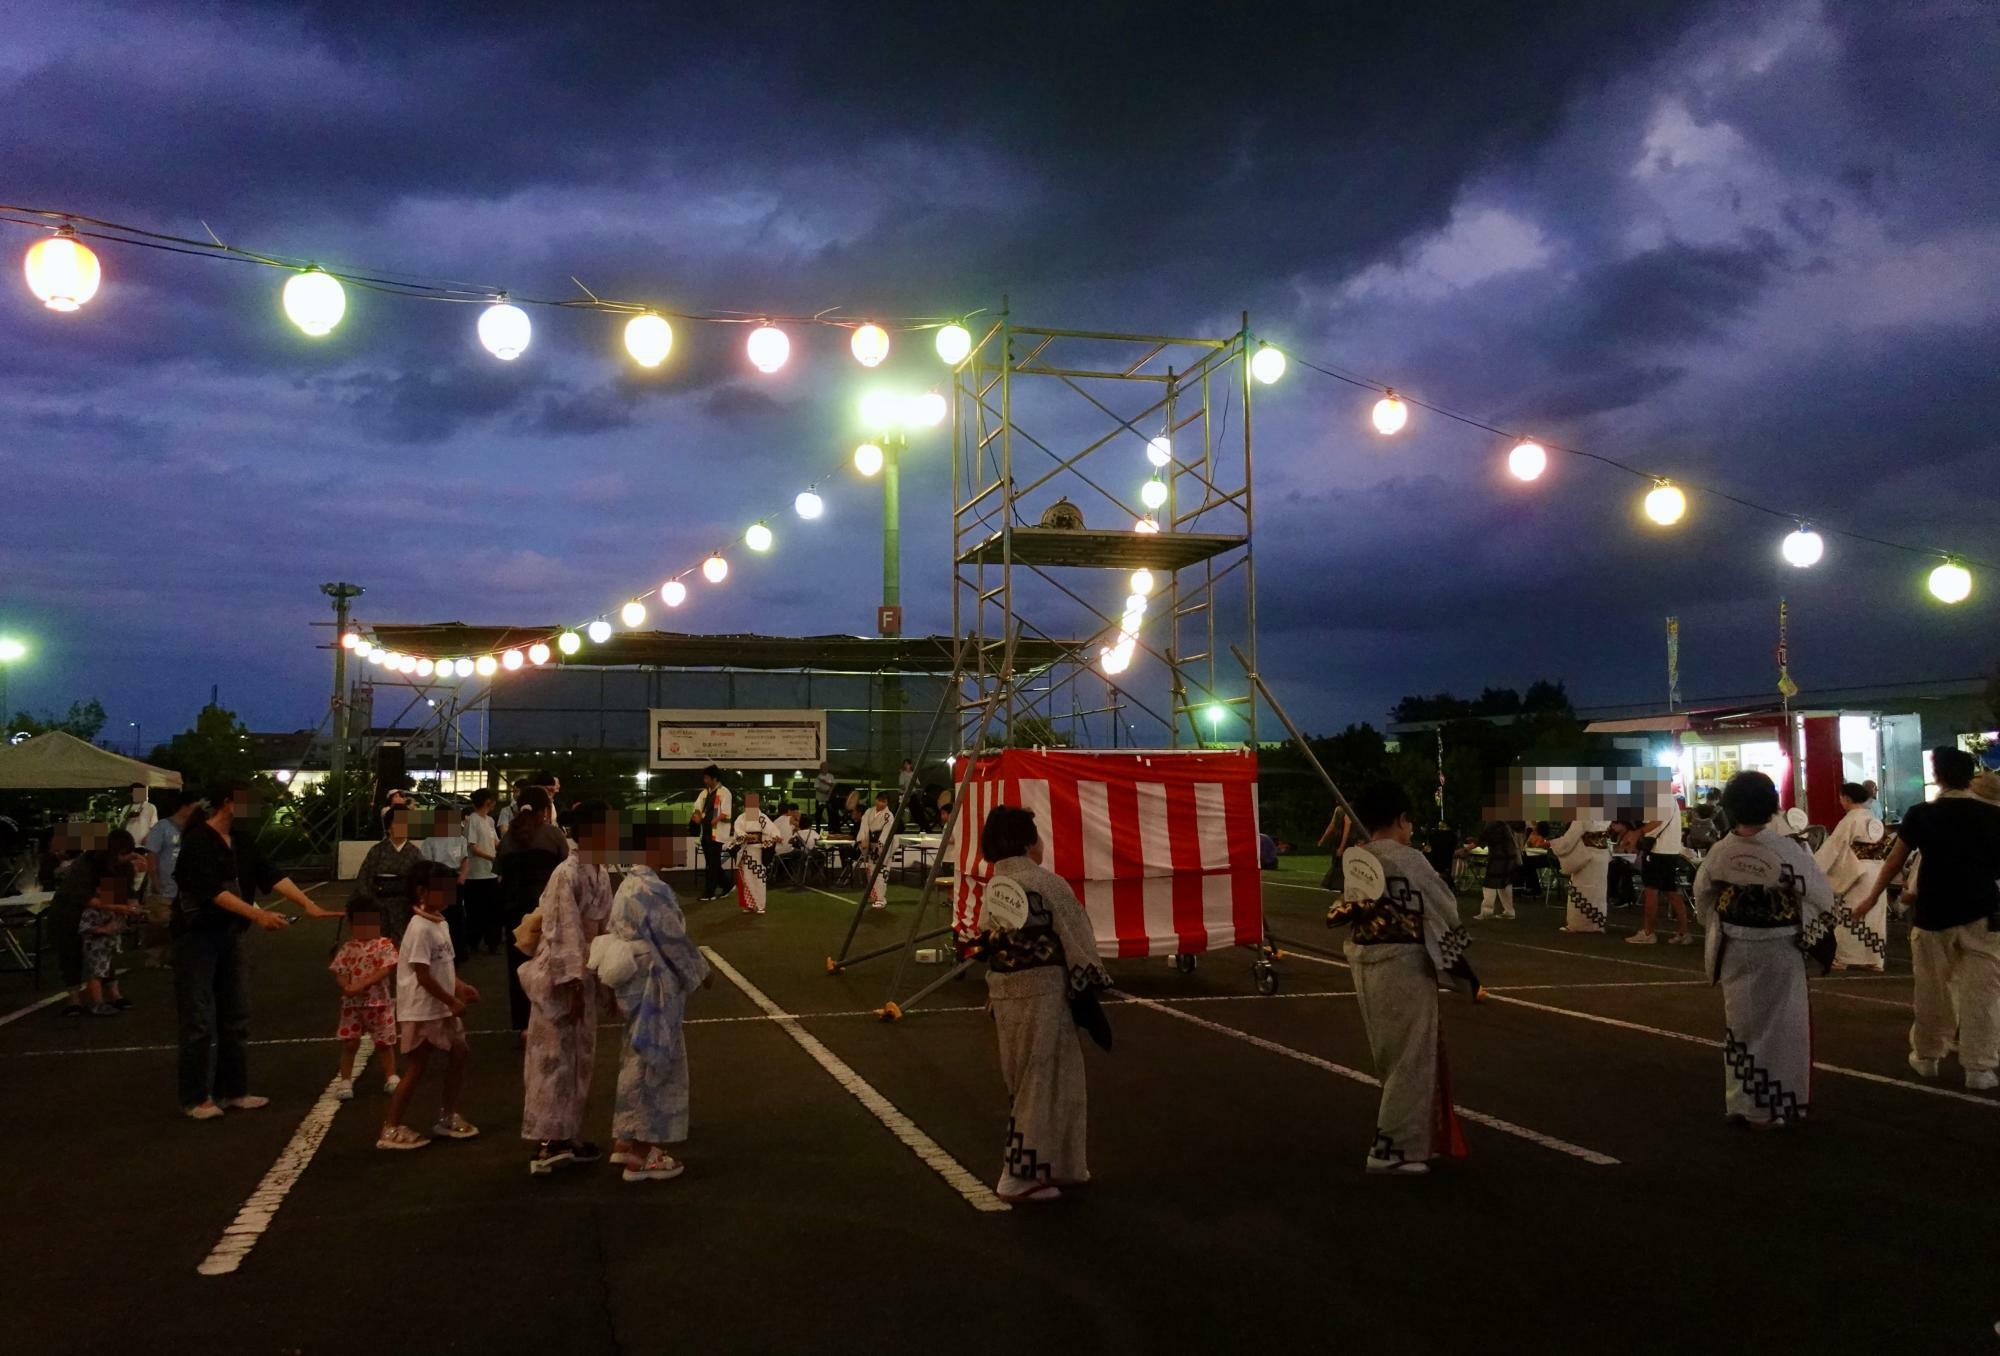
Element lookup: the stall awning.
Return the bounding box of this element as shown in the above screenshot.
[1584,714,1692,734]
[0,731,183,790]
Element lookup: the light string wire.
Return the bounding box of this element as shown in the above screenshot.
[1289,353,1994,572]
[1,204,967,329]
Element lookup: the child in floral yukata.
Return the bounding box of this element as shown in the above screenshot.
[601,817,712,1183]
[520,802,617,1175]
[79,873,137,1014]
[329,895,400,1099]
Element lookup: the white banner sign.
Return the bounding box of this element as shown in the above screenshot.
[650,709,826,770]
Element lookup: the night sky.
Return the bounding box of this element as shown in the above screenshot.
[4,0,1997,749]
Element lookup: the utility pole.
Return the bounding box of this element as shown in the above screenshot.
[322,582,363,866]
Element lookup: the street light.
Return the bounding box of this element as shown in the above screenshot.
[0,636,25,720]
[856,389,947,636]
[1204,702,1225,744]
[128,721,142,756]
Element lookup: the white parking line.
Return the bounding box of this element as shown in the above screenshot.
[701,946,1010,1213]
[197,1037,372,1276]
[1113,992,1619,1166]
[0,989,73,1027]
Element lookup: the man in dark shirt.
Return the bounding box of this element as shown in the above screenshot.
[1852,747,2000,1091]
[172,778,338,1119]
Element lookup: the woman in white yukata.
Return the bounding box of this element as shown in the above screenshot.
[732,791,773,915]
[1814,782,1888,971]
[519,802,618,1175]
[1327,781,1479,1176]
[597,820,711,1184]
[1690,772,1842,1130]
[974,804,1110,1204]
[1548,817,1613,934]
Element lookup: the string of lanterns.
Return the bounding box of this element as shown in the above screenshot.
[1247,343,1986,605]
[11,206,978,377]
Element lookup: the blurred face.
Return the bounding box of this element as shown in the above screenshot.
[433,809,462,836]
[130,786,146,804]
[386,808,409,839]
[577,813,619,862]
[416,880,455,915]
[745,794,760,811]
[349,914,382,940]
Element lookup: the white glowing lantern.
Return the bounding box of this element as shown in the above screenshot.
[415,658,434,678]
[557,631,581,656]
[367,650,387,667]
[431,658,454,679]
[1134,516,1160,534]
[283,268,346,337]
[624,313,673,368]
[1124,593,1149,618]
[850,323,890,367]
[478,301,532,360]
[660,580,687,608]
[23,229,102,312]
[1146,436,1172,468]
[620,601,646,628]
[854,442,885,477]
[1372,391,1408,435]
[397,654,418,674]
[1250,345,1286,385]
[702,554,729,584]
[746,522,774,552]
[453,657,475,678]
[587,619,613,644]
[1781,527,1824,569]
[1130,568,1155,596]
[353,640,373,659]
[340,631,361,649]
[1508,440,1547,482]
[1101,638,1136,676]
[910,391,948,428]
[1140,477,1169,510]
[935,323,971,365]
[502,649,525,671]
[475,654,498,677]
[747,324,789,373]
[1929,560,1972,604]
[1644,482,1687,526]
[794,489,823,520]
[528,642,551,665]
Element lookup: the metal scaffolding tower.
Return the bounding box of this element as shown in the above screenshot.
[950,316,1261,750]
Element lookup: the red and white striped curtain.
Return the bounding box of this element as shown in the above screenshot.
[951,748,1262,957]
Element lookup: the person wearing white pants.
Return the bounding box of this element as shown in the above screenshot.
[1850,748,2000,1091]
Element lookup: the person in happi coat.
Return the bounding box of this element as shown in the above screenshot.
[692,766,733,901]
[599,818,712,1183]
[1815,782,1889,972]
[519,801,617,1174]
[1327,781,1478,1175]
[1475,818,1523,920]
[1690,771,1841,1129]
[973,804,1109,1203]
[855,791,895,909]
[731,791,773,915]
[1548,817,1613,934]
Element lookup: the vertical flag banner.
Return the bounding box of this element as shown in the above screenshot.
[1666,615,1681,711]
[1776,598,1799,700]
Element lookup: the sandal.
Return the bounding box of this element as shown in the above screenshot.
[376,1124,431,1151]
[622,1150,686,1183]
[431,1114,480,1140]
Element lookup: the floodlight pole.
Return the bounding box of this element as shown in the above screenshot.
[881,429,907,773]
[322,582,364,868]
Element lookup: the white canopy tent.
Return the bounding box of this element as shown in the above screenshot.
[0,731,183,790]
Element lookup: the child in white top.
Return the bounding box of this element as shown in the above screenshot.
[379,862,479,1150]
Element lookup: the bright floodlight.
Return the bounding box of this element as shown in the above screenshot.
[475,654,498,677]
[854,441,884,477]
[935,323,971,365]
[24,230,101,312]
[625,313,674,368]
[283,268,346,337]
[557,631,581,655]
[703,554,729,583]
[453,657,475,678]
[620,601,646,628]
[1781,527,1824,569]
[747,324,789,373]
[501,649,525,671]
[1508,440,1547,482]
[858,390,899,430]
[528,642,551,665]
[1644,482,1687,526]
[794,489,823,520]
[588,619,614,643]
[1372,392,1408,435]
[908,391,947,428]
[0,637,26,662]
[478,301,532,360]
[746,522,774,552]
[1130,568,1155,596]
[850,323,890,368]
[1205,702,1225,729]
[660,580,687,607]
[1140,477,1168,510]
[1930,560,1972,604]
[1250,345,1286,385]
[1147,436,1172,468]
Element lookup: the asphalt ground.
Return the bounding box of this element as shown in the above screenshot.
[4,856,1993,1354]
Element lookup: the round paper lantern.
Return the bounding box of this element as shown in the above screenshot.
[24,230,101,312]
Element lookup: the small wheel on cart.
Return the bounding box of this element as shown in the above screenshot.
[1253,960,1280,996]
[1174,952,1198,975]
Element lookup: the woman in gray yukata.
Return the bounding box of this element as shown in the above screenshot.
[975,804,1110,1204]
